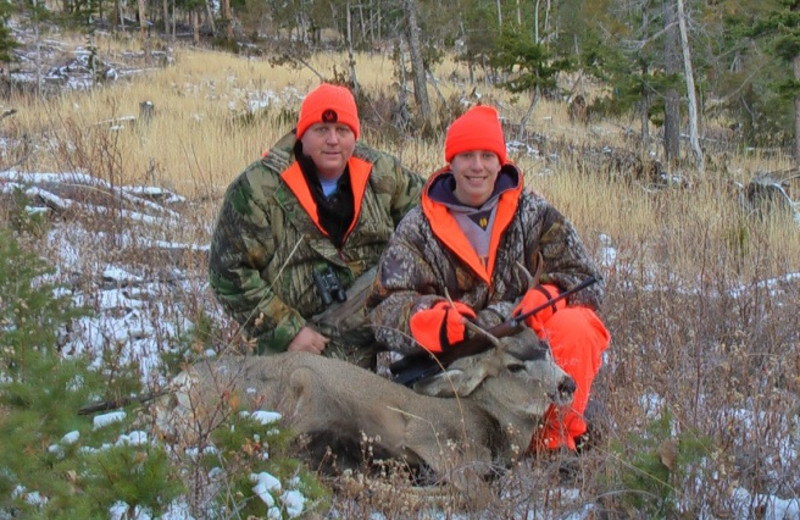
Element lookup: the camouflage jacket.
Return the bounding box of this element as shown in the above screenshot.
[368,164,604,355]
[209,131,425,354]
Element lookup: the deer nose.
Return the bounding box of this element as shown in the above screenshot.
[556,376,576,405]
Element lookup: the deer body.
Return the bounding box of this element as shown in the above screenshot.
[161,329,574,479]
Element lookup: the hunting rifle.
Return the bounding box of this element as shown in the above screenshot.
[391,276,598,386]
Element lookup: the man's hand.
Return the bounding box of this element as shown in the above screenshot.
[513,284,566,333]
[286,326,329,354]
[409,301,477,353]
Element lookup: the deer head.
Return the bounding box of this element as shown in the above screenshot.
[411,326,574,458]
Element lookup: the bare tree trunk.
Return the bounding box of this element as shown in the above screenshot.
[222,0,233,41]
[496,0,502,26]
[663,1,680,165]
[393,38,411,129]
[397,39,408,92]
[428,68,447,105]
[459,21,475,84]
[111,0,121,32]
[357,2,365,44]
[544,0,551,36]
[205,0,217,37]
[516,0,522,25]
[534,0,540,42]
[677,0,703,172]
[162,0,169,37]
[518,89,540,140]
[794,55,800,166]
[404,0,431,123]
[138,0,147,38]
[376,0,382,43]
[193,10,200,45]
[346,1,359,93]
[34,0,42,95]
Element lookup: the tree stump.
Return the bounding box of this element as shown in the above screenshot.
[743,174,797,221]
[139,101,154,124]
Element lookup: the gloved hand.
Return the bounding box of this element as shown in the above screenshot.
[409,301,477,353]
[512,284,566,333]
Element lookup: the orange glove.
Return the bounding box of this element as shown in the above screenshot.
[512,284,566,333]
[409,301,477,353]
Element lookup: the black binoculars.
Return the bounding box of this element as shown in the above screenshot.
[313,266,347,306]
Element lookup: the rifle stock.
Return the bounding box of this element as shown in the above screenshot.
[390,276,597,385]
[433,321,523,367]
[389,320,524,386]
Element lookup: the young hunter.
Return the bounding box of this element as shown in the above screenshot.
[208,83,425,368]
[368,105,611,452]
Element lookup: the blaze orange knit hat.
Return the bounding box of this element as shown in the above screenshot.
[444,105,508,164]
[296,83,360,139]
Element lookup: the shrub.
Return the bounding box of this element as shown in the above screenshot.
[0,222,184,517]
[603,406,715,518]
[195,409,331,518]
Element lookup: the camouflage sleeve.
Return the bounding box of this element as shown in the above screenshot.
[368,210,445,355]
[527,196,605,309]
[475,304,513,330]
[208,170,305,354]
[387,157,425,226]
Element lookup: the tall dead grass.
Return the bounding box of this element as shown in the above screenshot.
[2,43,599,198]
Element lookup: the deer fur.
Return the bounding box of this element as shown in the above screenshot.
[156,328,574,483]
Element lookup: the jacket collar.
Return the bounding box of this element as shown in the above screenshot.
[280,156,372,245]
[421,164,523,285]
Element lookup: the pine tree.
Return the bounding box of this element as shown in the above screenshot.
[0,4,20,64]
[490,23,573,138]
[747,0,800,162]
[0,220,184,517]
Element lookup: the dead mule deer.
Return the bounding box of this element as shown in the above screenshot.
[157,328,574,482]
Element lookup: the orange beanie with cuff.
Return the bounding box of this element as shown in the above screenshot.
[296,83,360,139]
[444,105,508,164]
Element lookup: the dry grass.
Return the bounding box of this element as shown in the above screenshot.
[2,36,800,518]
[1,40,627,198]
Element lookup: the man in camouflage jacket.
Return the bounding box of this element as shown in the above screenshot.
[369,105,611,452]
[209,83,425,367]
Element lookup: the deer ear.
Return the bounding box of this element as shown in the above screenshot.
[412,367,488,397]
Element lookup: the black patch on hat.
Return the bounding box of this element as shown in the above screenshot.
[468,210,492,230]
[322,109,338,123]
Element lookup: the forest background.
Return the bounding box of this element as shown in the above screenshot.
[7,0,800,163]
[1,0,800,518]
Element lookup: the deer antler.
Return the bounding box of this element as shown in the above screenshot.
[516,251,544,290]
[443,287,505,356]
[463,319,504,353]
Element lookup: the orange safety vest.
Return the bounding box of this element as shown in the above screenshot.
[279,157,373,245]
[421,166,523,285]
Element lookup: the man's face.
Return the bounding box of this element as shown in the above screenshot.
[450,150,502,206]
[300,123,356,179]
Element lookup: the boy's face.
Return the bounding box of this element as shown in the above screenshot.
[450,150,502,206]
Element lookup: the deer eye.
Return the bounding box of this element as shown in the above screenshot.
[507,363,526,373]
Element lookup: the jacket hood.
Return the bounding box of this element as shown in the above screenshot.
[424,163,523,208]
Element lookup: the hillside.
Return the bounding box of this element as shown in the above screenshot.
[2,31,800,519]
